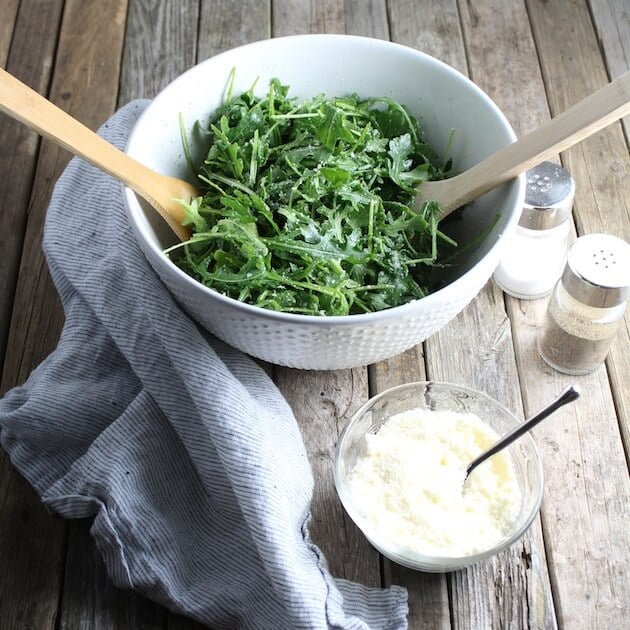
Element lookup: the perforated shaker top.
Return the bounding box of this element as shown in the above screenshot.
[562,233,630,307]
[519,161,575,230]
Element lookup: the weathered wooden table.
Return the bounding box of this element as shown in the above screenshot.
[1,1,628,628]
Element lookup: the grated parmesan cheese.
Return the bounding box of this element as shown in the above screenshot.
[349,408,522,557]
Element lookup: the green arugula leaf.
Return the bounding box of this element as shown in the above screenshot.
[172,79,469,316]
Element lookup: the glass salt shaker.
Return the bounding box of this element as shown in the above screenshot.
[537,233,630,375]
[493,161,574,299]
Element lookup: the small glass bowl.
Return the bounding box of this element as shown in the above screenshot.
[334,381,544,572]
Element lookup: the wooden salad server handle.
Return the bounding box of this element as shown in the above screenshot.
[415,71,630,218]
[0,67,195,241]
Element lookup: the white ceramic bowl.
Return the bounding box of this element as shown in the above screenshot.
[334,382,544,572]
[124,34,524,369]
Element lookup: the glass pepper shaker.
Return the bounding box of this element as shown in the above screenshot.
[493,161,575,299]
[537,233,630,375]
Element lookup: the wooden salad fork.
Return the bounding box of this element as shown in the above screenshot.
[0,68,195,242]
[415,71,630,218]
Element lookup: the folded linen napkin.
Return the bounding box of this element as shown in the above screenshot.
[0,102,407,629]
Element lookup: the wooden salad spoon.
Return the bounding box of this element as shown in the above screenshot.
[0,68,195,242]
[415,70,630,218]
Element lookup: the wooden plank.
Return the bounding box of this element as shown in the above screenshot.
[197,0,270,61]
[0,462,66,629]
[588,0,630,143]
[59,521,166,630]
[0,0,149,628]
[448,1,564,626]
[0,0,64,376]
[274,368,380,584]
[272,0,346,35]
[118,0,199,105]
[507,299,630,628]
[0,0,19,67]
[457,0,552,133]
[345,0,389,38]
[514,1,630,626]
[0,2,67,629]
[387,0,467,74]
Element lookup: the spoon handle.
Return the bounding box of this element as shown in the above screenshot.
[465,385,581,479]
[0,68,192,241]
[423,71,630,216]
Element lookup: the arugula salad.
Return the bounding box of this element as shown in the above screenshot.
[168,77,457,316]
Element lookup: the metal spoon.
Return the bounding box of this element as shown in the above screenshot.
[464,384,581,484]
[414,71,630,219]
[0,68,196,242]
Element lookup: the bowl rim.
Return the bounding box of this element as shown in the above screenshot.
[124,33,525,325]
[333,380,545,571]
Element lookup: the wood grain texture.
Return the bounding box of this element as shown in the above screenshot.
[2,1,140,629]
[527,0,629,239]
[0,0,19,67]
[509,297,630,629]
[345,0,389,38]
[588,0,630,143]
[388,0,467,73]
[198,0,270,61]
[459,0,551,131]
[0,460,66,629]
[119,0,198,105]
[522,5,629,624]
[1,0,129,407]
[59,521,166,630]
[118,0,199,105]
[0,0,64,379]
[0,2,67,629]
[529,2,630,627]
[274,368,381,585]
[272,0,346,35]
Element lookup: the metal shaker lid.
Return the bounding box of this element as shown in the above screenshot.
[561,233,630,307]
[519,161,575,230]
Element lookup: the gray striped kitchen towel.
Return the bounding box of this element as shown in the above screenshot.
[0,102,407,629]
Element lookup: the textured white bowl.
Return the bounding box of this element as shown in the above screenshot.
[124,34,524,369]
